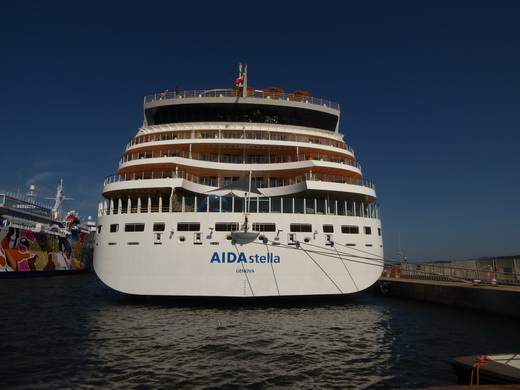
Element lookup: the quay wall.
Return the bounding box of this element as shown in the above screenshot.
[374,277,520,319]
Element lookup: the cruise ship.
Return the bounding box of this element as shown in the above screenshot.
[1,180,95,276]
[94,64,384,297]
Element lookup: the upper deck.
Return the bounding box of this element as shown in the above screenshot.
[144,88,340,110]
[144,88,341,132]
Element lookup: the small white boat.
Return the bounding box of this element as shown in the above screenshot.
[452,354,520,385]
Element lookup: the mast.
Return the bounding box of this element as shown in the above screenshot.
[242,63,248,97]
[237,63,248,98]
[50,179,72,220]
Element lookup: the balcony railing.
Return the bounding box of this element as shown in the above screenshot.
[125,128,355,154]
[103,170,376,191]
[99,193,380,219]
[119,150,361,169]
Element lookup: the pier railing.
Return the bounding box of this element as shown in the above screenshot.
[387,258,520,286]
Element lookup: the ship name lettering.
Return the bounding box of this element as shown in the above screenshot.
[210,252,280,264]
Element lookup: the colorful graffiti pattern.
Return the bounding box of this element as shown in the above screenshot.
[0,226,93,272]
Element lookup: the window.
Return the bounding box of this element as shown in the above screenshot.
[146,103,338,132]
[201,132,218,139]
[223,177,240,185]
[341,225,359,234]
[201,177,217,186]
[97,225,102,233]
[269,178,285,187]
[110,224,119,233]
[215,222,238,231]
[252,223,276,232]
[153,222,165,232]
[290,223,312,232]
[323,224,334,233]
[177,222,200,231]
[378,228,382,236]
[125,223,145,232]
[364,226,372,235]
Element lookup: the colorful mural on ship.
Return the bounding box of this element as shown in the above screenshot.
[0,226,94,272]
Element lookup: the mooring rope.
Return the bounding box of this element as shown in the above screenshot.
[294,241,344,294]
[263,237,281,296]
[332,242,359,291]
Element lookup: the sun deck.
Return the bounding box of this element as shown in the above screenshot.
[144,88,340,110]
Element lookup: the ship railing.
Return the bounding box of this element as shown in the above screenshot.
[125,128,355,154]
[99,193,380,220]
[119,150,361,169]
[103,170,375,190]
[144,89,339,110]
[0,191,52,212]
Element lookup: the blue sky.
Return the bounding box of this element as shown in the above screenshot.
[2,1,519,262]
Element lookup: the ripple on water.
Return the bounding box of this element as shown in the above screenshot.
[2,275,520,389]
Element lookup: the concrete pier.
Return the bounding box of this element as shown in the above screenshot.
[374,277,520,319]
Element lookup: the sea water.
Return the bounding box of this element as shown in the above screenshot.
[1,273,519,389]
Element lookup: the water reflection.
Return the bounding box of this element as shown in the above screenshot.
[2,273,520,389]
[85,293,393,389]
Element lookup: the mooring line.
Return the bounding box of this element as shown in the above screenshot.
[263,237,281,296]
[296,241,344,294]
[332,243,359,291]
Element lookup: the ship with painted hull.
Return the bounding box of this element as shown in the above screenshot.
[93,64,384,297]
[1,180,95,277]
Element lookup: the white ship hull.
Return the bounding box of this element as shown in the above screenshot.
[94,212,383,297]
[94,64,384,297]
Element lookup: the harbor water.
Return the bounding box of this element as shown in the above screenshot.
[1,273,519,389]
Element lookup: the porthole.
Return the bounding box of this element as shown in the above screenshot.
[178,236,186,243]
[304,237,311,243]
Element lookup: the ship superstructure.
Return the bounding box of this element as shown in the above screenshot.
[1,180,95,275]
[94,64,384,297]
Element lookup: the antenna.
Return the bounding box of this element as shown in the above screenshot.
[27,185,37,200]
[47,179,73,220]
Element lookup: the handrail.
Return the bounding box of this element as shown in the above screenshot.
[103,170,376,190]
[396,259,520,286]
[98,193,379,219]
[0,190,52,210]
[125,128,355,154]
[119,150,361,169]
[144,88,340,110]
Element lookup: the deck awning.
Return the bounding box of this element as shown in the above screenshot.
[206,174,263,197]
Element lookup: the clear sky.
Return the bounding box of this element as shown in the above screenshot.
[2,1,519,262]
